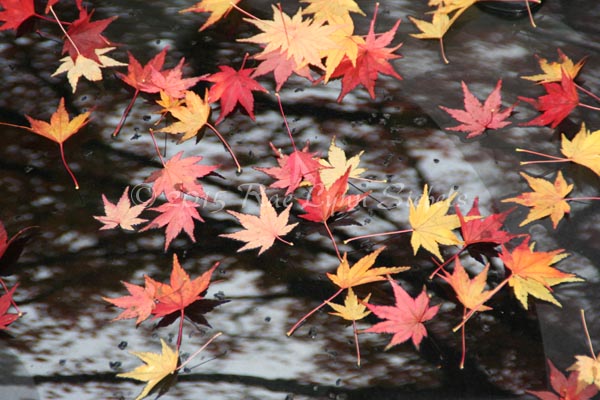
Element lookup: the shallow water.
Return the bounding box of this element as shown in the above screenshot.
[1,1,599,399]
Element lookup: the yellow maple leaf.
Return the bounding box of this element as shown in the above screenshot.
[301,0,365,27]
[434,0,477,15]
[327,288,371,321]
[409,185,461,261]
[155,90,184,117]
[522,49,586,83]
[52,47,126,93]
[238,5,340,70]
[561,123,600,176]
[568,355,600,390]
[502,171,573,229]
[327,246,409,289]
[322,31,364,82]
[117,339,179,400]
[220,186,298,254]
[318,136,366,188]
[499,239,583,309]
[409,11,450,40]
[443,259,492,312]
[180,0,240,31]
[158,90,210,142]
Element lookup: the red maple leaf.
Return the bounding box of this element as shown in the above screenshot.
[141,197,204,250]
[519,71,579,128]
[0,0,35,32]
[203,63,268,124]
[145,151,218,199]
[62,7,117,63]
[251,49,314,91]
[116,47,168,92]
[457,198,516,248]
[151,254,219,318]
[528,359,598,400]
[255,142,322,195]
[329,11,402,101]
[0,221,38,276]
[298,169,368,223]
[0,284,19,330]
[139,58,203,99]
[102,276,157,325]
[363,277,439,349]
[440,80,515,138]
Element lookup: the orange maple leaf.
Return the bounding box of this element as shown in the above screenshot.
[442,258,493,312]
[499,238,583,309]
[220,186,298,255]
[327,246,409,289]
[502,171,573,229]
[180,0,241,31]
[14,97,91,189]
[103,276,158,325]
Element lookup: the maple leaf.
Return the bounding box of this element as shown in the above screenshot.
[327,288,371,321]
[0,0,35,32]
[329,8,402,101]
[519,71,579,128]
[327,246,409,289]
[568,355,600,392]
[103,276,157,325]
[157,90,210,142]
[408,11,451,63]
[529,359,598,400]
[322,30,364,83]
[0,285,19,330]
[439,80,515,138]
[62,8,117,63]
[301,0,365,26]
[238,5,340,71]
[298,169,368,223]
[141,197,204,251]
[23,97,91,189]
[522,49,586,83]
[251,48,315,91]
[0,222,38,276]
[409,185,461,261]
[220,186,298,255]
[116,47,169,92]
[117,338,179,400]
[145,151,218,199]
[443,258,492,312]
[255,142,322,195]
[560,123,600,176]
[363,277,439,350]
[52,47,126,93]
[139,58,203,99]
[502,172,573,229]
[94,187,148,231]
[319,136,365,189]
[499,238,583,309]
[155,90,185,117]
[203,64,267,124]
[180,0,240,31]
[151,254,219,318]
[457,198,516,248]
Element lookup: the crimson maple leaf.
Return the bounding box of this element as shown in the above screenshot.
[116,47,168,92]
[141,197,204,250]
[457,198,517,248]
[0,0,35,32]
[62,7,117,63]
[519,71,579,128]
[528,359,598,400]
[329,9,402,101]
[139,58,203,99]
[255,142,322,195]
[94,187,148,231]
[298,169,368,223]
[440,80,515,138]
[0,284,19,330]
[203,63,268,124]
[145,151,218,199]
[363,277,439,349]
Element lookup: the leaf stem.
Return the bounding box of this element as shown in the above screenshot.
[112,88,140,137]
[580,309,596,360]
[576,83,600,104]
[579,102,600,112]
[286,287,345,336]
[344,228,412,245]
[148,129,167,167]
[439,38,449,65]
[275,93,297,151]
[206,122,242,172]
[353,320,361,367]
[49,6,80,56]
[177,308,185,350]
[177,332,223,371]
[59,142,79,189]
[323,220,342,261]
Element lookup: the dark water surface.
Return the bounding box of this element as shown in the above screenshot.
[1,1,599,399]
